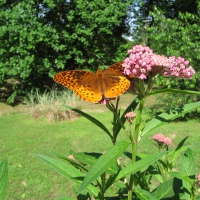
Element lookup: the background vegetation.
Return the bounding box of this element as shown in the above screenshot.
[0,0,199,103]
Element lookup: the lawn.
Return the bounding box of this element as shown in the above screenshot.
[0,94,200,199]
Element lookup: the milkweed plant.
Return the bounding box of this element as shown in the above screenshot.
[31,45,200,200]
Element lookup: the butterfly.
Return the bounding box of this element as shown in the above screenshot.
[53,61,130,103]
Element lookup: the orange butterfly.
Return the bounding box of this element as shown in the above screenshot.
[53,61,130,103]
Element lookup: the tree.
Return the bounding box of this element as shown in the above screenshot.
[0,0,132,102]
[130,0,200,69]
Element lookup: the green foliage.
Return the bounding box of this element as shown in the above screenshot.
[147,93,200,121]
[0,0,132,102]
[147,2,200,69]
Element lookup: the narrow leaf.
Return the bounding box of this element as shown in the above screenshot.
[135,188,159,200]
[169,171,193,185]
[115,151,166,181]
[77,141,130,194]
[0,158,8,200]
[171,136,188,165]
[149,88,200,96]
[51,152,89,172]
[64,105,113,139]
[71,151,99,165]
[142,101,200,136]
[33,154,98,196]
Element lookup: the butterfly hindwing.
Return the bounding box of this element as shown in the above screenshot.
[74,84,102,103]
[103,61,130,98]
[104,76,130,98]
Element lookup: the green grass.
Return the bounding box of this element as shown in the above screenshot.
[0,100,200,199]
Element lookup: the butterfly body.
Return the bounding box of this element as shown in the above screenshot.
[53,62,130,103]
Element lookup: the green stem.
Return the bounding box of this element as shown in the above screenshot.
[128,97,146,200]
[132,97,146,162]
[106,102,126,130]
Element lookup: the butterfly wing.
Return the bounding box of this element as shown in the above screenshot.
[53,70,102,103]
[103,76,130,98]
[102,61,130,98]
[104,61,125,76]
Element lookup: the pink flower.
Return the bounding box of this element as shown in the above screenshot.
[123,45,195,79]
[163,137,172,146]
[124,111,136,123]
[153,134,172,148]
[152,134,165,142]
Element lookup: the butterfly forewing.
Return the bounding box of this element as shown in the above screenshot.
[53,70,102,103]
[104,61,125,76]
[53,70,93,90]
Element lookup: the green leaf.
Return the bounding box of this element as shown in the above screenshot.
[135,188,159,200]
[0,158,8,200]
[77,141,130,194]
[115,151,166,181]
[142,101,200,136]
[181,148,195,177]
[64,105,113,140]
[33,154,99,196]
[51,152,89,172]
[181,148,195,199]
[152,178,181,199]
[71,151,99,165]
[168,171,194,185]
[171,136,188,165]
[149,88,200,96]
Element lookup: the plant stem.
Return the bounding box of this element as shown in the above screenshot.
[132,97,146,162]
[128,97,146,200]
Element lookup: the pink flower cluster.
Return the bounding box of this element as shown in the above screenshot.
[123,45,195,79]
[164,56,195,79]
[152,133,172,146]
